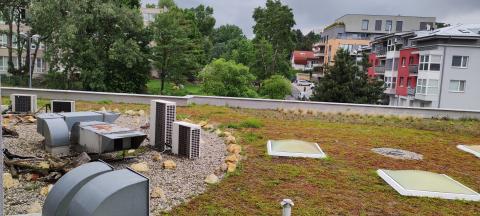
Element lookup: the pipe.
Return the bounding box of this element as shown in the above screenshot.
[281,199,294,216]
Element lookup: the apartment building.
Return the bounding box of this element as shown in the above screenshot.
[368,24,480,110]
[141,7,164,26]
[291,51,321,72]
[320,14,436,66]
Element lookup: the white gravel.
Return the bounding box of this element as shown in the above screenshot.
[3,114,227,215]
[371,148,423,160]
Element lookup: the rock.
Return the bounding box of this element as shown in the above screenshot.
[138,110,145,116]
[198,121,208,127]
[27,202,42,214]
[204,124,214,130]
[371,148,423,160]
[215,129,223,136]
[113,108,120,113]
[125,110,136,116]
[25,173,40,181]
[3,173,14,189]
[223,131,232,137]
[163,160,176,170]
[152,152,162,161]
[204,174,219,184]
[227,144,241,154]
[225,154,239,163]
[24,115,37,123]
[227,162,237,173]
[220,163,228,172]
[127,149,135,154]
[131,162,149,173]
[99,107,107,112]
[225,135,236,144]
[40,184,53,196]
[72,152,91,168]
[38,161,50,169]
[151,187,166,199]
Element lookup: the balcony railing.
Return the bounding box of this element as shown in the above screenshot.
[375,66,385,74]
[407,87,415,96]
[409,64,418,75]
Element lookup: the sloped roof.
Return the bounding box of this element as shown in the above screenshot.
[414,24,480,40]
[292,51,316,65]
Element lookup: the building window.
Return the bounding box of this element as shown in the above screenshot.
[0,57,6,73]
[384,77,397,89]
[361,20,369,30]
[401,57,406,67]
[409,56,415,65]
[452,56,469,68]
[0,34,7,47]
[399,77,405,87]
[416,79,439,95]
[396,21,403,32]
[449,80,466,92]
[375,20,382,31]
[420,22,433,30]
[385,20,392,31]
[419,55,441,71]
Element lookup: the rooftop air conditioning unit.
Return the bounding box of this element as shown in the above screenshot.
[51,100,75,113]
[172,121,201,159]
[10,94,37,113]
[150,100,176,151]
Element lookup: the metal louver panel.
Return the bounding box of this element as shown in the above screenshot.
[155,102,166,151]
[189,129,200,159]
[165,105,176,145]
[52,101,73,113]
[178,125,190,156]
[15,95,31,113]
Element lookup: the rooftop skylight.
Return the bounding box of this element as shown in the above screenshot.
[267,140,327,158]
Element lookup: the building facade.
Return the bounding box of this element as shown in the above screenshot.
[291,51,321,72]
[368,24,480,110]
[321,14,436,66]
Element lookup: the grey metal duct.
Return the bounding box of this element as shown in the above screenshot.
[42,161,113,216]
[43,118,70,155]
[58,112,104,131]
[95,111,120,123]
[67,169,149,216]
[71,121,146,154]
[37,113,63,136]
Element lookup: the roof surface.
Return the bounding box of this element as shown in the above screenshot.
[414,24,480,39]
[292,51,316,65]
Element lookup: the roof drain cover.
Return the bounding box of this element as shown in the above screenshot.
[42,161,113,216]
[267,140,327,158]
[67,169,149,216]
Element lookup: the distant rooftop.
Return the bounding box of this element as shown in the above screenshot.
[413,24,480,40]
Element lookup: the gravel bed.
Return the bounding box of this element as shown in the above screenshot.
[371,148,423,160]
[3,115,226,215]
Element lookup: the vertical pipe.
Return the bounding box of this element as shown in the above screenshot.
[281,199,294,216]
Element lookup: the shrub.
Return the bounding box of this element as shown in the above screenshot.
[259,75,292,99]
[240,118,263,128]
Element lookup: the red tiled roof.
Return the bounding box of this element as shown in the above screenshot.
[292,51,316,65]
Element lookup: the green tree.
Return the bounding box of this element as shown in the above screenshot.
[251,38,293,81]
[199,59,257,98]
[293,30,320,51]
[158,0,176,9]
[311,49,385,104]
[252,0,295,80]
[30,0,150,92]
[259,75,292,99]
[150,7,203,94]
[211,24,247,60]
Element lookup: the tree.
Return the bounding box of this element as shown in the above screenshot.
[30,0,151,92]
[252,0,295,80]
[150,7,203,94]
[158,0,176,9]
[199,59,257,98]
[211,25,247,60]
[311,49,385,104]
[251,38,292,81]
[293,30,320,51]
[259,75,292,99]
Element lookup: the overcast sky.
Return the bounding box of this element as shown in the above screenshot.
[142,0,480,38]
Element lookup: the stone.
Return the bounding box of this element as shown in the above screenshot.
[25,173,40,181]
[38,161,50,170]
[204,124,214,130]
[27,202,42,214]
[204,174,219,184]
[220,163,228,172]
[24,115,37,123]
[3,173,14,189]
[127,149,135,154]
[131,162,149,173]
[138,110,145,116]
[227,144,242,154]
[40,184,53,196]
[125,110,136,116]
[72,152,91,168]
[227,162,237,173]
[163,160,176,170]
[215,129,223,136]
[151,187,166,199]
[223,131,232,137]
[152,152,162,161]
[99,107,107,112]
[113,108,120,113]
[225,135,236,144]
[198,121,208,127]
[225,154,239,163]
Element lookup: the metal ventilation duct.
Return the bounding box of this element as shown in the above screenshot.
[59,112,104,131]
[67,169,149,216]
[37,113,63,136]
[43,118,71,155]
[42,161,113,216]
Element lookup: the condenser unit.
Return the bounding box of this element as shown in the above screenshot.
[172,121,201,159]
[150,100,176,151]
[51,100,75,113]
[10,94,37,113]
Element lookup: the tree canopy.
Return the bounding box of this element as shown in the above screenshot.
[259,75,292,99]
[311,49,385,104]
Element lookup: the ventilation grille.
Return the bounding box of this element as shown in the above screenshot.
[165,105,176,145]
[52,101,72,113]
[155,103,166,151]
[189,129,200,159]
[178,125,190,156]
[14,95,32,113]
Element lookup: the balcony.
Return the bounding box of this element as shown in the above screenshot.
[407,87,415,96]
[384,88,396,95]
[375,66,385,75]
[408,64,418,76]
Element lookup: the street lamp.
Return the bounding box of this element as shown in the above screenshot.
[19,33,40,88]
